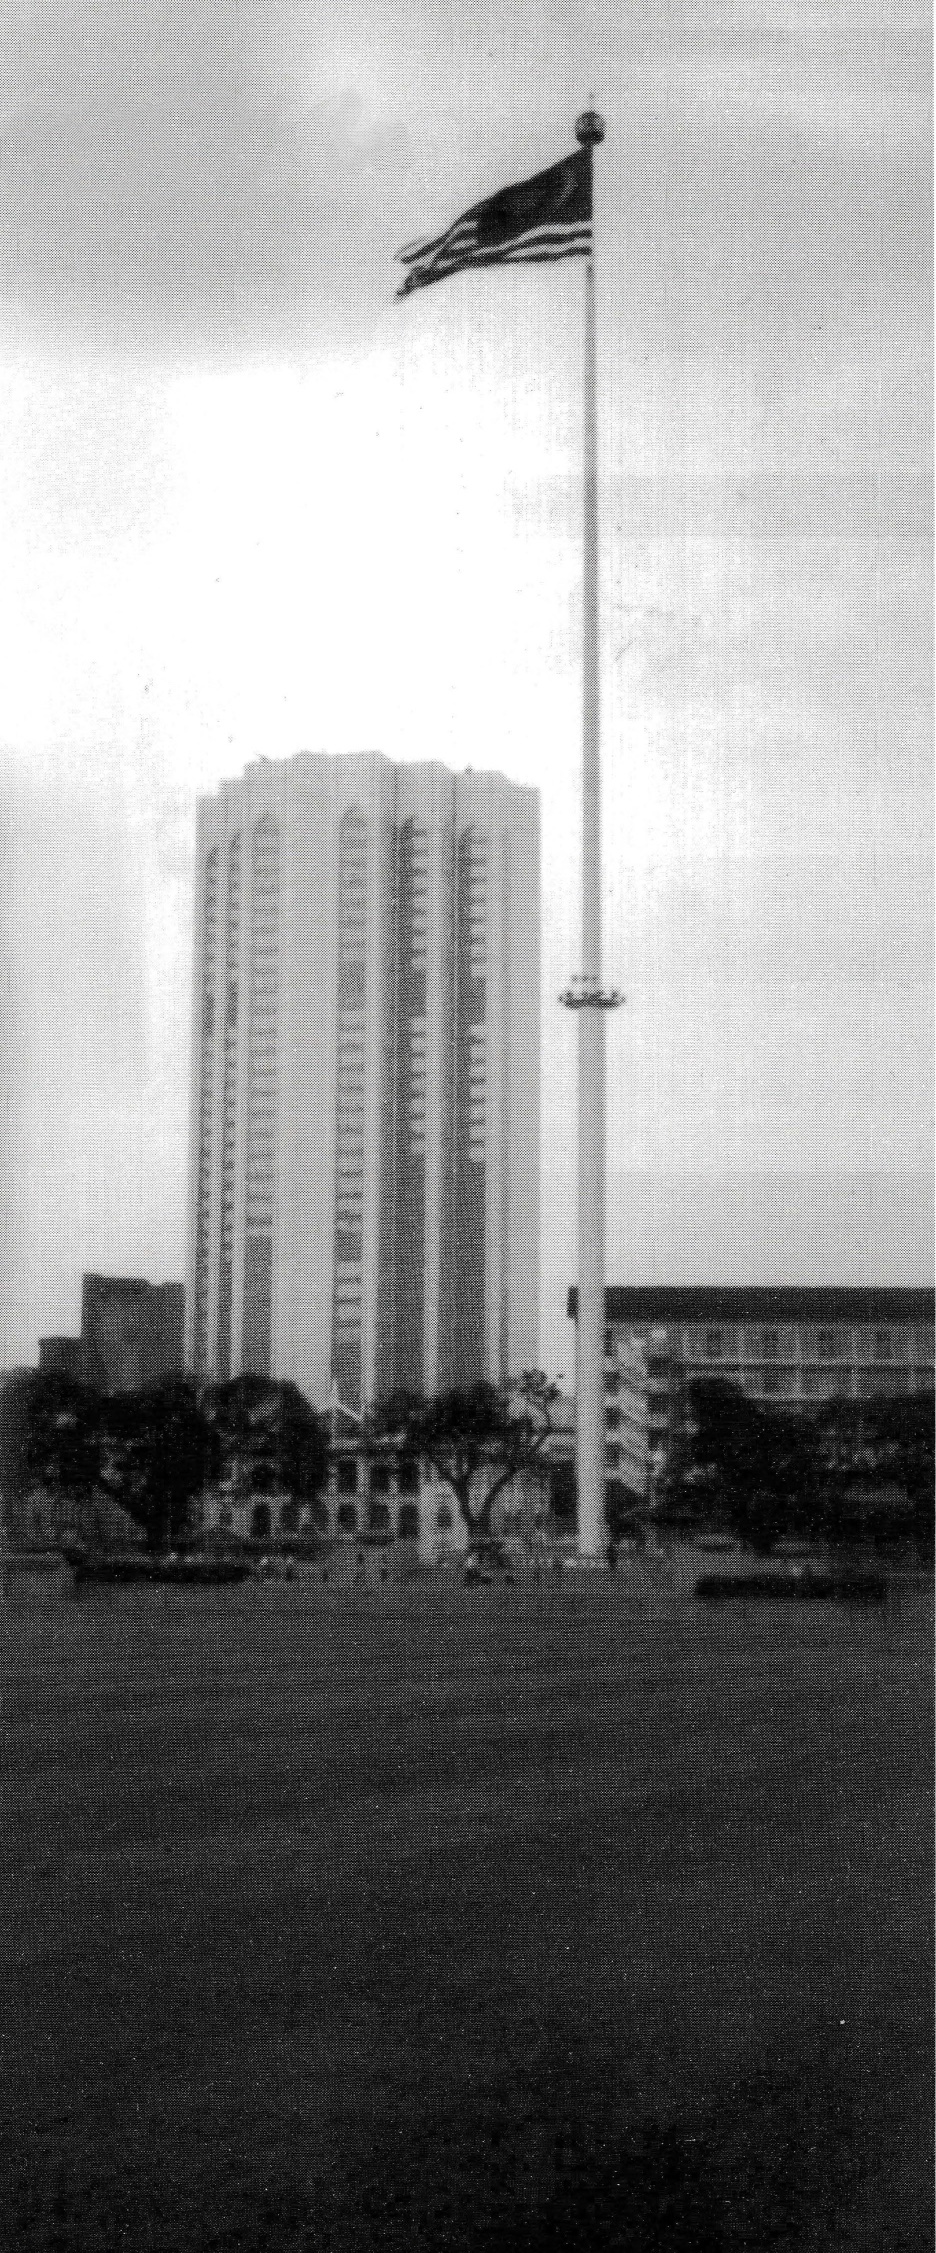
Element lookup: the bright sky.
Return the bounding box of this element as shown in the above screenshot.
[0,0,932,1381]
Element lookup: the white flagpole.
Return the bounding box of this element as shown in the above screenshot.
[562,111,621,1561]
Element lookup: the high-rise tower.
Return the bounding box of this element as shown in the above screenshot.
[186,752,540,1408]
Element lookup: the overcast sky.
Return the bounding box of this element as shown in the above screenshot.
[0,0,931,1379]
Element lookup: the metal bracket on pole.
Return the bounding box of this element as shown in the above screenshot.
[560,977,625,1010]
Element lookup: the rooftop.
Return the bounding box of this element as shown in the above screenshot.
[567,1284,934,1324]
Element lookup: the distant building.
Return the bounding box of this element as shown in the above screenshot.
[38,1337,84,1383]
[185,751,540,1409]
[80,1274,185,1395]
[567,1286,935,1503]
[0,1368,34,1547]
[200,1431,554,1568]
[607,1327,681,1507]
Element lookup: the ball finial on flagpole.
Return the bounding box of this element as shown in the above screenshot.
[575,111,605,145]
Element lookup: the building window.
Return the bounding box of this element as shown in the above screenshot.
[762,1369,781,1395]
[604,1328,615,1356]
[762,1328,779,1359]
[368,1501,390,1534]
[369,1461,391,1495]
[337,1502,357,1533]
[398,1457,419,1495]
[704,1329,722,1358]
[336,1458,357,1494]
[605,1371,620,1395]
[873,1329,892,1361]
[605,1444,620,1467]
[398,1502,420,1540]
[605,1407,620,1429]
[436,1503,453,1531]
[817,1328,835,1358]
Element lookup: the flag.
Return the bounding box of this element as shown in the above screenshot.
[397,147,591,297]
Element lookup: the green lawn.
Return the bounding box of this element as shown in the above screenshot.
[2,1574,932,2250]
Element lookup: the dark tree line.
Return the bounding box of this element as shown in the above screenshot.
[667,1377,934,1553]
[15,1362,925,1562]
[8,1368,560,1557]
[11,1370,329,1553]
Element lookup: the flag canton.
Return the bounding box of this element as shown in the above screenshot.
[398,146,592,296]
[473,152,590,248]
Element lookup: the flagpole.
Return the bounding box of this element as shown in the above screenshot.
[561,110,621,1562]
[396,122,619,1562]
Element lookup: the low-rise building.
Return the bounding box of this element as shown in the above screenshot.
[199,1435,558,1565]
[37,1337,85,1383]
[569,1286,935,1504]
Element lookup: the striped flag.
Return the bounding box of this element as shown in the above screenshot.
[397,147,591,297]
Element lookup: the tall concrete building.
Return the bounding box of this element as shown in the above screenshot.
[186,753,540,1409]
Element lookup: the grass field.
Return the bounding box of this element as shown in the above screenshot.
[2,1573,932,2250]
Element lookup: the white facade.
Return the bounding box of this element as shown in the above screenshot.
[199,1455,552,1569]
[186,752,540,1409]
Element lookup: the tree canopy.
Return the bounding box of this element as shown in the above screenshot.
[673,1376,934,1551]
[98,1379,220,1549]
[810,1389,934,1548]
[679,1377,818,1545]
[16,1373,219,1550]
[205,1374,329,1517]
[368,1373,561,1541]
[17,1372,103,1515]
[16,1369,330,1553]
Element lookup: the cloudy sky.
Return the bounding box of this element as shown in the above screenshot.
[0,0,931,1378]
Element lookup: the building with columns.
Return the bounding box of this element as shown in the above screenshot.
[186,752,540,1410]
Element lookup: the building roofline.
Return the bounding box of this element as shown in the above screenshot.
[202,749,540,802]
[567,1284,935,1323]
[83,1274,153,1298]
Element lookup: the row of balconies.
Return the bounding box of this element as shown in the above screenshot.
[607,1367,927,1415]
[606,1356,931,1395]
[607,1328,933,1364]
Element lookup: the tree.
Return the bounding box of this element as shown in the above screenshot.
[811,1390,934,1551]
[16,1372,219,1551]
[673,1378,934,1554]
[548,1457,576,1530]
[676,1378,817,1550]
[205,1375,329,1531]
[605,1479,642,1541]
[16,1372,115,1544]
[97,1379,220,1550]
[276,1381,330,1520]
[369,1373,561,1544]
